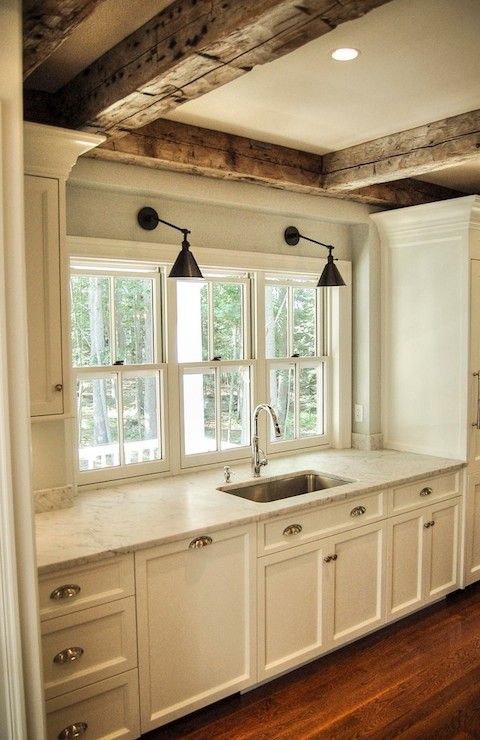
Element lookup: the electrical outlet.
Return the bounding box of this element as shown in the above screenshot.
[354,404,364,423]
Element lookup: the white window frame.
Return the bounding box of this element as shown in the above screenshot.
[68,236,351,486]
[70,260,169,485]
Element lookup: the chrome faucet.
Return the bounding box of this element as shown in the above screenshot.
[252,403,282,477]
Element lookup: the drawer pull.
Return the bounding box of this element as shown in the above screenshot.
[58,722,88,739]
[189,535,213,549]
[419,487,433,497]
[53,646,84,665]
[350,505,366,517]
[324,554,338,562]
[423,520,435,529]
[50,584,81,601]
[283,524,303,537]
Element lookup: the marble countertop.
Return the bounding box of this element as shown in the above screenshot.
[35,448,465,574]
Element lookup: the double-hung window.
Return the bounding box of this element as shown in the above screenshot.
[70,261,167,482]
[176,270,253,466]
[264,274,328,451]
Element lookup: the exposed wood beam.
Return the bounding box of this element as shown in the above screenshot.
[48,0,393,135]
[23,0,106,79]
[323,109,480,190]
[85,119,461,207]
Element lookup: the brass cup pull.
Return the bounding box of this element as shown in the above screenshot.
[58,722,88,739]
[54,647,84,665]
[419,487,433,497]
[350,505,366,517]
[189,535,213,549]
[50,584,81,601]
[283,524,303,537]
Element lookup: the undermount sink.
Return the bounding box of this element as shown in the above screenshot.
[218,470,350,503]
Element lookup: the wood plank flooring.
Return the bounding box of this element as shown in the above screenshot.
[144,584,480,739]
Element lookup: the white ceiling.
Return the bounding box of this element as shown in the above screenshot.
[26,0,480,194]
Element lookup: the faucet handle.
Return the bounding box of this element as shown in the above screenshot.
[223,465,233,483]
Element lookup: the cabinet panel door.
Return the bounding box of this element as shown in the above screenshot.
[469,260,480,468]
[326,522,386,647]
[136,525,256,732]
[426,499,459,600]
[258,540,326,681]
[464,472,480,585]
[24,175,63,415]
[386,510,424,620]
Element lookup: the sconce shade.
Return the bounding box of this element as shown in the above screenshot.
[318,254,346,287]
[169,240,204,279]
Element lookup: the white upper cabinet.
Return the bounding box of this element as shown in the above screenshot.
[373,196,480,463]
[23,123,104,418]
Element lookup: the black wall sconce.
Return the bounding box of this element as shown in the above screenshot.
[284,226,346,287]
[137,206,204,279]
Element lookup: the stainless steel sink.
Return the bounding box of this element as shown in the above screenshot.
[218,470,350,503]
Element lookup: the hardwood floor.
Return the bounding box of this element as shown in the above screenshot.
[144,584,480,739]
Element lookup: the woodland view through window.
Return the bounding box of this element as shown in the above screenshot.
[70,260,330,483]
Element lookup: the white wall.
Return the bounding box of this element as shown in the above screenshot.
[0,2,46,738]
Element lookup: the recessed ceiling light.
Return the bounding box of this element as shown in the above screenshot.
[331,47,360,61]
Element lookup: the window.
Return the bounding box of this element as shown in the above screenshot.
[70,262,167,482]
[265,275,327,450]
[176,271,252,464]
[69,244,348,485]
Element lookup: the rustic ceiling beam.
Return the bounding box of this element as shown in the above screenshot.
[323,109,480,190]
[48,0,393,135]
[85,119,461,207]
[23,0,107,79]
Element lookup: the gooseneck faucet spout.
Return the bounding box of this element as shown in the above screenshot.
[252,403,282,477]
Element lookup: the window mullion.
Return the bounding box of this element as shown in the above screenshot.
[215,366,221,452]
[288,286,293,357]
[117,370,125,466]
[208,282,214,360]
[294,361,300,438]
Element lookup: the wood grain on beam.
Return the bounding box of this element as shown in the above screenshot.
[23,0,106,79]
[323,109,480,190]
[85,119,461,207]
[51,0,392,134]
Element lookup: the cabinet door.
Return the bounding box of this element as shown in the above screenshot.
[24,175,63,415]
[135,525,256,733]
[386,509,425,620]
[464,472,480,585]
[325,522,386,648]
[469,260,480,468]
[257,539,328,681]
[425,499,459,600]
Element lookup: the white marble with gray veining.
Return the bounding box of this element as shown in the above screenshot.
[34,485,75,513]
[35,448,465,574]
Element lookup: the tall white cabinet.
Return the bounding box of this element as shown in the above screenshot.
[372,196,480,585]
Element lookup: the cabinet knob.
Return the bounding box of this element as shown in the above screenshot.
[324,554,337,562]
[189,535,213,549]
[350,505,366,517]
[58,722,88,739]
[283,523,303,537]
[54,383,63,392]
[423,520,435,529]
[419,487,433,497]
[50,584,81,601]
[53,646,84,665]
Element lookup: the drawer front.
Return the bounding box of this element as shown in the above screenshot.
[39,555,135,621]
[390,472,460,515]
[42,597,137,700]
[46,669,139,740]
[258,491,385,555]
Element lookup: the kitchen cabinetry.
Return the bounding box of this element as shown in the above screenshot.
[39,554,139,740]
[135,524,256,733]
[258,515,385,681]
[23,123,103,419]
[373,197,479,585]
[386,498,460,620]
